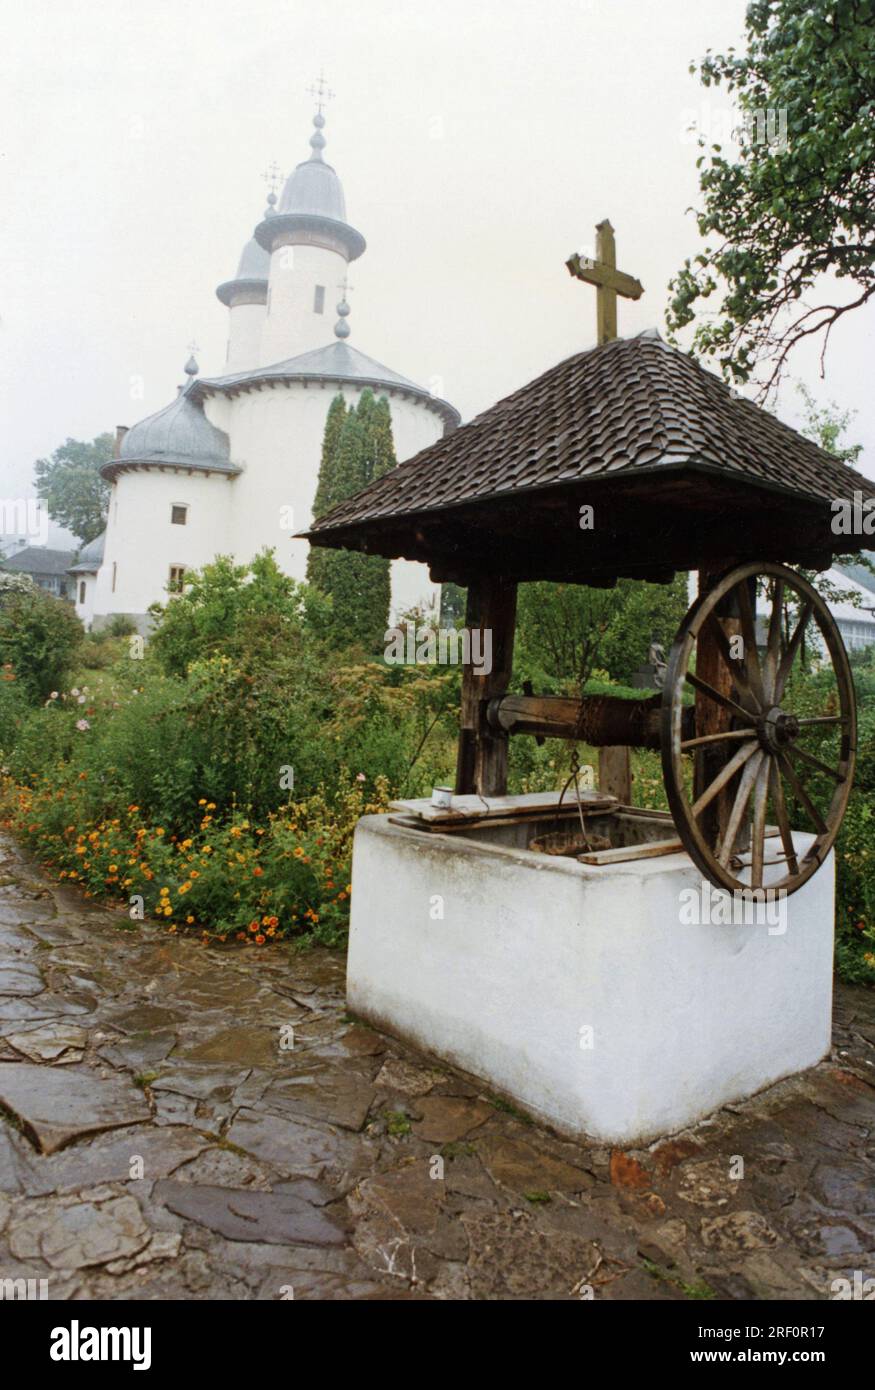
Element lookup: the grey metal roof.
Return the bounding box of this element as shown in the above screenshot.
[279,156,347,221]
[68,529,105,574]
[1,546,75,577]
[235,234,270,281]
[194,340,460,430]
[103,380,239,479]
[253,117,365,262]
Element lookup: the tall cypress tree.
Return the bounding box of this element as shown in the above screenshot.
[307,390,397,652]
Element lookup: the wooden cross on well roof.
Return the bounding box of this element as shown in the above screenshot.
[565,220,644,802]
[566,220,644,344]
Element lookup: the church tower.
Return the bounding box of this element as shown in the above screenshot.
[255,92,365,367]
[215,201,271,373]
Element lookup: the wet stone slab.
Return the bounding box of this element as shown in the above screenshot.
[0,1063,151,1154]
[0,830,873,1301]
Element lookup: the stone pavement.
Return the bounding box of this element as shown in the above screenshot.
[0,832,873,1301]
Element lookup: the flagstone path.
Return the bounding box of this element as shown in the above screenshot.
[0,831,873,1301]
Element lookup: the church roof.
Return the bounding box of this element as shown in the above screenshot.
[303,331,875,586]
[194,340,460,430]
[1,546,75,577]
[216,220,271,306]
[279,153,347,222]
[68,529,106,574]
[234,234,270,281]
[104,373,240,481]
[253,113,366,262]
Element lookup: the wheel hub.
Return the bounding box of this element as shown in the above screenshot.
[758,706,800,754]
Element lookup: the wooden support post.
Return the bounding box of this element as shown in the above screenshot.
[598,745,632,804]
[455,577,518,797]
[695,566,741,849]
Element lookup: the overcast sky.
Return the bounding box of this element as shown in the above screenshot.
[2,0,873,549]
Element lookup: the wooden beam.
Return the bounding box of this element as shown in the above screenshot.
[487,691,684,749]
[564,256,644,302]
[454,576,518,796]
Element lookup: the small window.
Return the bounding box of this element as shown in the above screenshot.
[171,504,188,525]
[314,285,325,314]
[168,565,186,594]
[79,581,86,604]
[112,561,117,593]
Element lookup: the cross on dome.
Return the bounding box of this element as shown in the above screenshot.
[307,72,334,117]
[262,161,282,212]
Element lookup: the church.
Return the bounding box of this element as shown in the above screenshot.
[78,97,459,633]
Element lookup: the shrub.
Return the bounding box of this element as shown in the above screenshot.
[0,586,83,703]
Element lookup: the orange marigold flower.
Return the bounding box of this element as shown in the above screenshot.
[252,866,263,877]
[255,934,266,945]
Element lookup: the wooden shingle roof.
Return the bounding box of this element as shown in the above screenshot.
[304,332,875,586]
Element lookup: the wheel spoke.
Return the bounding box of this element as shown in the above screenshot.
[769,759,799,877]
[796,715,847,727]
[685,671,758,726]
[775,601,813,701]
[733,579,766,709]
[763,579,784,703]
[717,750,765,866]
[750,756,770,890]
[786,743,846,785]
[691,739,759,818]
[681,729,758,751]
[778,752,828,835]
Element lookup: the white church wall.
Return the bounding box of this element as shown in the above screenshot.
[202,380,445,621]
[226,301,266,373]
[73,572,97,630]
[92,469,234,628]
[259,244,347,366]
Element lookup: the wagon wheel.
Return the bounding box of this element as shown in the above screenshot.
[661,562,856,898]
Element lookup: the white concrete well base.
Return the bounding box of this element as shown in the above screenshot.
[346,812,834,1146]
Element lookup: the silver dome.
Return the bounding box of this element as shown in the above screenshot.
[235,234,270,281]
[69,528,106,574]
[116,381,235,473]
[278,156,347,221]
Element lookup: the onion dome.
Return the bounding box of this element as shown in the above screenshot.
[216,200,271,307]
[68,529,106,575]
[254,111,365,262]
[102,359,239,481]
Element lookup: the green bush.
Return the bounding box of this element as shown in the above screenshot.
[0,586,83,703]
